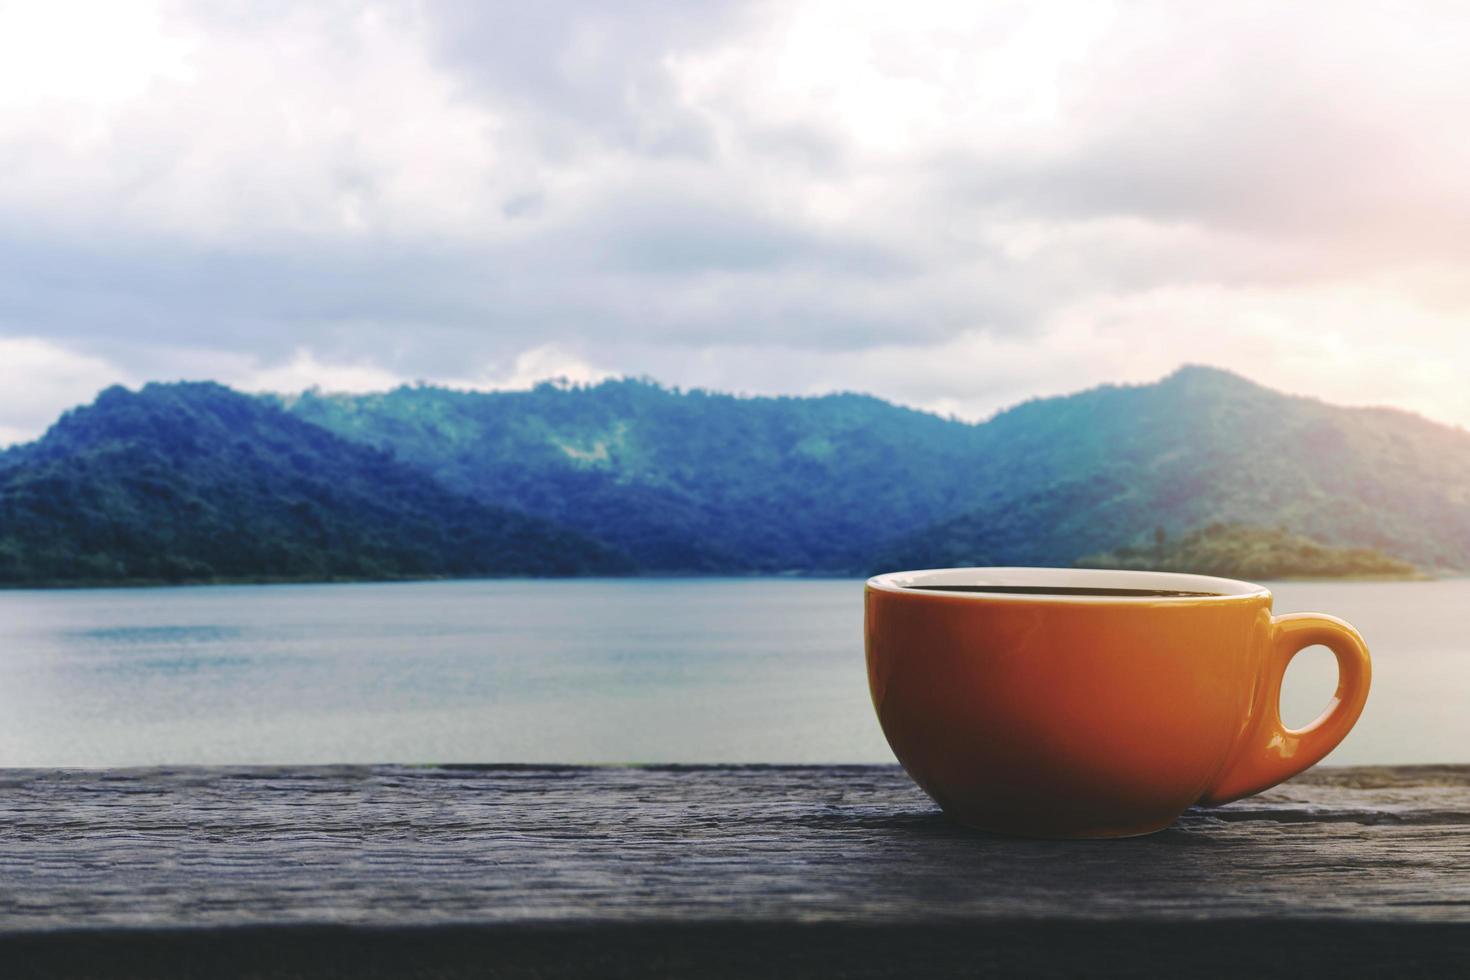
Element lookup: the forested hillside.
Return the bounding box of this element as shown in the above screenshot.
[874,367,1470,573]
[4,366,1467,586]
[0,383,627,585]
[283,380,983,572]
[290,368,1470,575]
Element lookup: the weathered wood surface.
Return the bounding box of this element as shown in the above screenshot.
[1,764,1468,978]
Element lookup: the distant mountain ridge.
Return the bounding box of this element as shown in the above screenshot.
[281,380,982,572]
[2,366,1468,585]
[0,383,627,585]
[874,367,1470,572]
[285,367,1470,574]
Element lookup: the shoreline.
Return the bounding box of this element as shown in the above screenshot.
[0,569,1444,592]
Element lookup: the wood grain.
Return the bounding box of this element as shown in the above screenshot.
[1,765,1467,977]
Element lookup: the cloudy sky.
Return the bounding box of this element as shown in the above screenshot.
[1,0,1468,444]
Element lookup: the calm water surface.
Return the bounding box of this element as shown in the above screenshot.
[0,578,1463,766]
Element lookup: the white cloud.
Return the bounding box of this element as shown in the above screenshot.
[2,1,1470,433]
[0,337,133,445]
[226,348,406,395]
[224,343,616,396]
[456,344,613,391]
[0,1,511,241]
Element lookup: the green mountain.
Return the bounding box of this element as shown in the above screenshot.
[287,367,1470,575]
[281,380,983,572]
[1077,523,1420,581]
[0,383,628,585]
[873,367,1470,573]
[4,365,1467,586]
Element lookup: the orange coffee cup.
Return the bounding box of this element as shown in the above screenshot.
[865,567,1371,838]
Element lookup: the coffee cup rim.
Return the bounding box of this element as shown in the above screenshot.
[866,567,1271,603]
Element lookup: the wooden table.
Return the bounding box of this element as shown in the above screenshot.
[1,765,1467,978]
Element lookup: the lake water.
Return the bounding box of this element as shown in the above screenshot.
[0,578,1463,767]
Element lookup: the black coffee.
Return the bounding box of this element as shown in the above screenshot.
[903,585,1223,598]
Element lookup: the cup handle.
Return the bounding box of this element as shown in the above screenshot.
[1200,613,1372,806]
